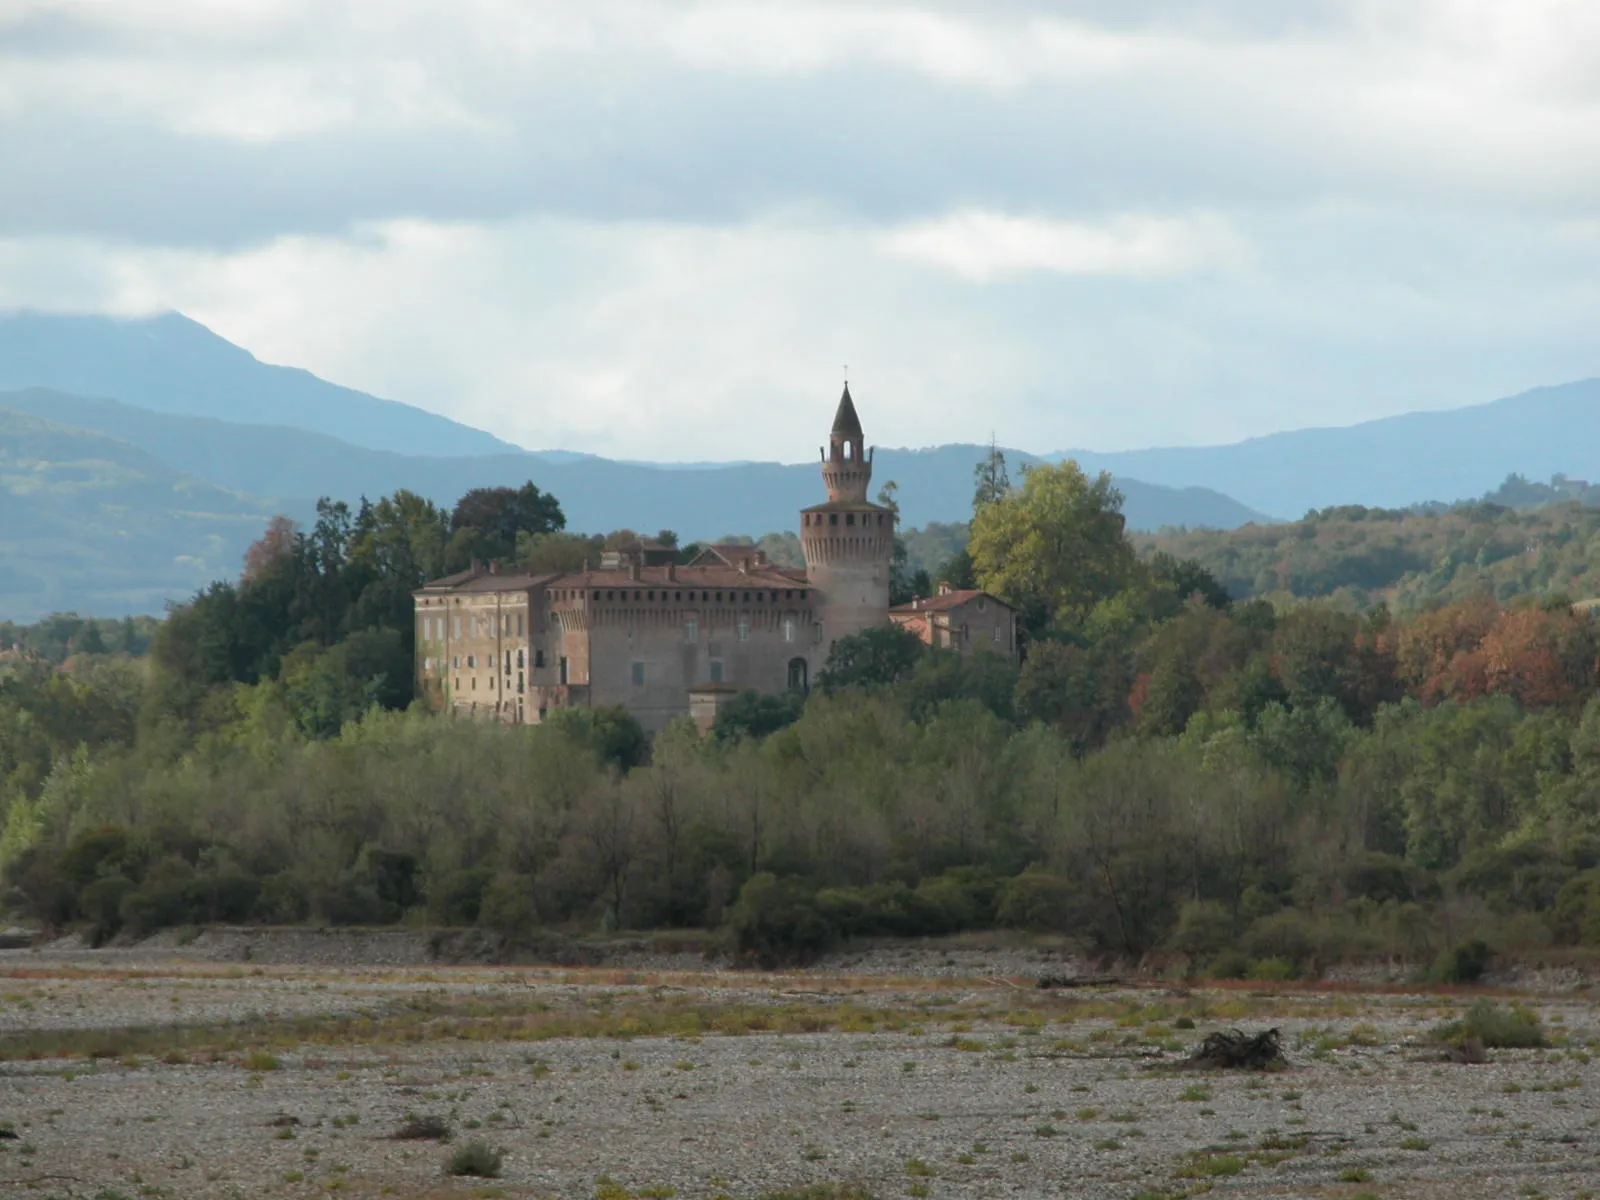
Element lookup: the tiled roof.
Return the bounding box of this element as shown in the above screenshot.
[889,589,1011,614]
[416,567,562,594]
[549,564,809,591]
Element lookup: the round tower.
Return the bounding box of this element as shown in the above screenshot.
[801,383,894,650]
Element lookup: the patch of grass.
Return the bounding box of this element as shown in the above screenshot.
[242,1051,281,1071]
[446,1140,504,1178]
[904,1158,935,1177]
[1179,1084,1211,1102]
[1399,1136,1431,1151]
[1341,1167,1374,1182]
[1176,1152,1247,1179]
[392,1115,450,1141]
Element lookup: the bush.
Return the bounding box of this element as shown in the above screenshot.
[1204,949,1251,979]
[1168,900,1235,957]
[1429,938,1492,984]
[445,1139,504,1178]
[478,872,539,938]
[724,873,837,967]
[427,867,494,925]
[1431,1000,1546,1049]
[995,870,1079,931]
[1246,956,1297,981]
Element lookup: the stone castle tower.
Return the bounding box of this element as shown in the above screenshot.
[800,383,894,649]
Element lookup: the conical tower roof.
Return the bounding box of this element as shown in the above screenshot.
[831,383,863,440]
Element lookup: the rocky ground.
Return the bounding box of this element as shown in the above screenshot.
[1,944,1598,1199]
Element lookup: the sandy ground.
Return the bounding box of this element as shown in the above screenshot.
[1,954,1598,1199]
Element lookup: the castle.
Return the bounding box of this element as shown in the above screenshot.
[413,386,1015,731]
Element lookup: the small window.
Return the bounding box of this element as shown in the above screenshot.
[977,597,987,613]
[607,590,615,600]
[467,655,476,668]
[424,657,434,671]
[517,614,525,635]
[829,513,838,526]
[992,624,1002,644]
[452,655,460,670]
[715,591,724,602]
[783,618,795,643]
[631,661,646,686]
[516,649,525,668]
[738,618,750,642]
[846,513,855,526]
[452,616,461,637]
[685,618,699,644]
[535,649,545,668]
[648,591,655,601]
[710,660,724,683]
[517,672,524,693]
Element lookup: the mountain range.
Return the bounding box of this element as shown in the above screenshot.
[0,309,1596,620]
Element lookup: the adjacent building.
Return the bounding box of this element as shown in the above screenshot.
[889,585,1017,658]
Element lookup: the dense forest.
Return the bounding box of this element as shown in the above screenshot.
[6,459,1600,977]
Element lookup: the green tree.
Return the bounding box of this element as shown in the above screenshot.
[973,438,1011,512]
[819,626,927,693]
[968,461,1137,635]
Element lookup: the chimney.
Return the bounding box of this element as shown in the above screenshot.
[667,563,678,582]
[629,560,641,581]
[938,581,953,596]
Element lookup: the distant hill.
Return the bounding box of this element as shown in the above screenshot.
[0,408,276,620]
[1140,500,1600,612]
[0,389,1271,540]
[0,310,522,458]
[1054,379,1600,518]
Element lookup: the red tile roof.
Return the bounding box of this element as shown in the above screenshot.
[889,589,1011,614]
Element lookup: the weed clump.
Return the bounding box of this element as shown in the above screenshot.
[1431,1001,1546,1050]
[1183,1028,1285,1071]
[392,1114,451,1141]
[445,1139,504,1178]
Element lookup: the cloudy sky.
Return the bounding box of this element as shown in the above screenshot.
[2,1,1597,461]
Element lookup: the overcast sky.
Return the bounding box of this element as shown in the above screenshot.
[2,1,1597,461]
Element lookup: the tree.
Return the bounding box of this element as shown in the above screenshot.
[973,438,1010,512]
[242,515,299,584]
[819,626,927,692]
[967,461,1138,635]
[449,482,566,564]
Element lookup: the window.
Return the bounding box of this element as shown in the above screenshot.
[846,513,855,526]
[977,597,987,613]
[709,660,724,683]
[504,650,511,672]
[559,656,569,684]
[631,661,646,686]
[466,655,476,668]
[685,617,699,644]
[516,649,525,668]
[783,618,795,643]
[517,614,524,636]
[452,655,460,669]
[992,624,1002,644]
[424,657,434,671]
[829,513,838,526]
[517,672,524,694]
[534,649,545,668]
[738,618,750,642]
[452,615,461,637]
[787,657,808,693]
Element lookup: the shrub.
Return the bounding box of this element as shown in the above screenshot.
[1204,949,1251,980]
[1247,956,1297,982]
[723,874,838,967]
[478,872,539,938]
[1429,938,1491,984]
[996,870,1079,931]
[427,867,494,925]
[1431,1000,1546,1049]
[445,1139,503,1178]
[1168,900,1234,957]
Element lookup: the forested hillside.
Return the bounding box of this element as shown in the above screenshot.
[9,459,1600,975]
[1143,500,1600,610]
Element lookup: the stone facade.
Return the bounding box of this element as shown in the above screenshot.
[889,585,1018,661]
[414,385,896,731]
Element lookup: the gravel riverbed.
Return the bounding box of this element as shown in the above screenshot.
[1,952,1598,1199]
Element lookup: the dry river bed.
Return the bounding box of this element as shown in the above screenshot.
[1,956,1598,1200]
